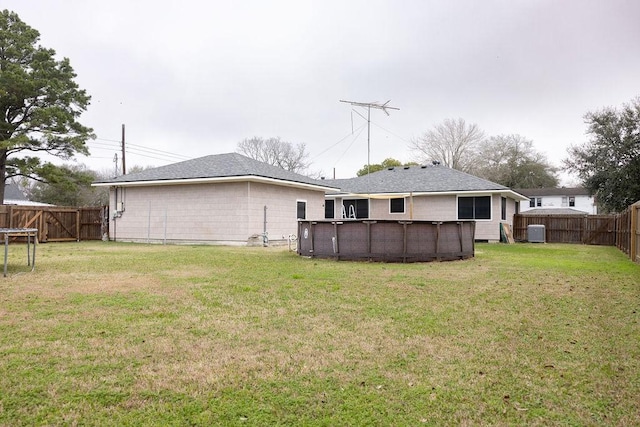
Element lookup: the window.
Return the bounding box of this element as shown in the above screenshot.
[501,197,507,221]
[529,198,536,208]
[324,199,334,219]
[458,196,491,220]
[390,197,405,214]
[342,199,369,219]
[569,196,575,207]
[536,197,542,207]
[296,201,306,220]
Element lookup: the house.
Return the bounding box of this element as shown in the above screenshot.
[3,182,54,206]
[324,164,529,242]
[515,187,597,215]
[92,153,338,245]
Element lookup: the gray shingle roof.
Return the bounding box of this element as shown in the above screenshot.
[95,153,336,189]
[521,208,589,215]
[326,164,513,194]
[4,182,27,200]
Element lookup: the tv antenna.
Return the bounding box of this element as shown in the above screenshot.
[339,100,399,175]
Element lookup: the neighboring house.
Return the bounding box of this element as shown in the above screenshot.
[93,153,338,245]
[516,187,597,214]
[324,164,529,242]
[3,182,54,206]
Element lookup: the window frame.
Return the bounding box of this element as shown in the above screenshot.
[389,197,405,214]
[342,199,369,219]
[324,199,335,219]
[296,200,307,220]
[457,195,492,221]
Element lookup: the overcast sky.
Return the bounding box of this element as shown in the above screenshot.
[5,0,640,181]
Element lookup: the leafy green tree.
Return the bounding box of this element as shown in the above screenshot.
[565,97,640,213]
[25,164,108,207]
[0,10,93,203]
[356,158,418,176]
[472,134,558,188]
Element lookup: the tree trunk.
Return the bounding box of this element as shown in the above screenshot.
[0,149,7,204]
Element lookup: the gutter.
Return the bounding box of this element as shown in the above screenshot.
[92,175,339,193]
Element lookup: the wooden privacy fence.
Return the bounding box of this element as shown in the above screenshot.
[514,200,640,264]
[513,214,617,245]
[615,201,640,264]
[0,205,107,243]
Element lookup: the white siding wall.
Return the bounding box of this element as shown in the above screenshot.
[109,182,326,244]
[244,182,325,241]
[520,194,596,214]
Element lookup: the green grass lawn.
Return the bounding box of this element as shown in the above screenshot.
[0,242,638,426]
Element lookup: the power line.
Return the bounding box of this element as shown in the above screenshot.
[86,136,192,163]
[94,137,121,143]
[126,143,191,160]
[91,137,191,159]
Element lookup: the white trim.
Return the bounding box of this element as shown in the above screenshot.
[93,175,338,192]
[3,200,55,207]
[389,197,405,214]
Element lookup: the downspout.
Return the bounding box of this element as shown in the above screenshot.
[113,187,117,242]
[263,205,268,247]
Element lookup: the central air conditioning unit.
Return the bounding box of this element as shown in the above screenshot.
[527,224,545,243]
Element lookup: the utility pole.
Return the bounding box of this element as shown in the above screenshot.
[121,124,126,175]
[339,100,399,175]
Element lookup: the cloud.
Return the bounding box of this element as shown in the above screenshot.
[4,0,640,181]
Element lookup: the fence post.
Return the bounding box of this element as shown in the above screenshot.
[632,203,639,263]
[76,210,81,242]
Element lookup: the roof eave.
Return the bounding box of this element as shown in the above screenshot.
[92,175,339,192]
[327,189,530,200]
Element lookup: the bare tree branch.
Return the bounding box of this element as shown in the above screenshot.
[237,136,310,174]
[410,118,484,172]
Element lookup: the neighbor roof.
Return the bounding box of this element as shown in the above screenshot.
[4,182,27,201]
[326,165,529,200]
[521,208,589,215]
[93,153,338,191]
[3,182,54,206]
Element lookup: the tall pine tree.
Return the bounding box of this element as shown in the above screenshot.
[0,10,93,203]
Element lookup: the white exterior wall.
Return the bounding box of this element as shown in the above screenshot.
[109,182,326,245]
[331,193,519,242]
[244,182,325,241]
[520,194,597,214]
